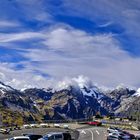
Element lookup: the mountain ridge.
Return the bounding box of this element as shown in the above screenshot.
[0,80,139,126]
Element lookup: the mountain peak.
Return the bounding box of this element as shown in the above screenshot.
[133,88,140,97]
[116,84,127,90]
[0,79,139,122]
[0,81,14,91]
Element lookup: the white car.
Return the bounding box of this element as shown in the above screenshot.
[30,124,40,128]
[40,123,49,128]
[109,132,130,139]
[8,136,30,140]
[0,128,10,134]
[107,127,121,133]
[23,124,31,129]
[63,124,69,129]
[54,124,60,128]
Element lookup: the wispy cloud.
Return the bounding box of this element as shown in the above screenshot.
[0,0,140,89]
[98,21,113,28]
[13,0,53,22]
[0,32,45,43]
[0,20,20,28]
[0,26,139,88]
[59,0,140,53]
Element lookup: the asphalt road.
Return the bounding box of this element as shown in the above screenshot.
[78,127,108,140]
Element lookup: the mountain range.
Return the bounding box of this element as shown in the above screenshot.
[0,79,140,126]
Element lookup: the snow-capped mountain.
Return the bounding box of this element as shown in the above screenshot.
[0,79,139,125]
[0,81,15,92]
[133,88,140,97]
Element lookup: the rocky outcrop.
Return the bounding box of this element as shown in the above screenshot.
[0,81,139,124]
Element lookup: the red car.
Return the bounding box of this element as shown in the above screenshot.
[87,121,102,126]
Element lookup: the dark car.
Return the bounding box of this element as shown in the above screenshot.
[136,135,140,140]
[122,131,135,139]
[107,135,119,140]
[23,134,43,140]
[63,132,71,140]
[39,132,72,140]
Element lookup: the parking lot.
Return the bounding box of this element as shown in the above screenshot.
[0,122,140,140]
[0,127,79,140]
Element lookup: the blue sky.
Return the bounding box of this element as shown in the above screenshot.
[0,0,140,89]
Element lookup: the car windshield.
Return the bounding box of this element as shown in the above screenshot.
[15,139,29,140]
[55,135,62,138]
[43,136,49,139]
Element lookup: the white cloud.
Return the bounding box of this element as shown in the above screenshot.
[61,0,140,37]
[0,20,20,28]
[17,27,140,88]
[44,28,126,59]
[0,32,45,43]
[98,21,113,27]
[15,0,53,22]
[0,62,52,89]
[1,0,140,89]
[55,75,92,90]
[1,26,140,89]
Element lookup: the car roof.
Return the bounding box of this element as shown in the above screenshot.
[23,133,41,135]
[47,132,63,135]
[43,132,63,137]
[13,136,30,139]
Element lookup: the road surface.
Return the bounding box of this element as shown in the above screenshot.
[78,127,108,140]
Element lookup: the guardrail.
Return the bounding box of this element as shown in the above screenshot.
[101,120,132,126]
[39,118,93,124]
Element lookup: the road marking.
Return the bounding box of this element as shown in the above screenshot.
[80,130,86,134]
[87,129,94,140]
[96,130,100,135]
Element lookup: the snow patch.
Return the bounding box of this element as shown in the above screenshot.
[133,88,140,97]
[0,81,13,91]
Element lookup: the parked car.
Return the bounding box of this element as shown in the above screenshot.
[107,135,119,140]
[40,123,49,128]
[87,121,102,126]
[107,127,122,133]
[0,128,10,134]
[23,124,31,129]
[136,135,140,140]
[8,136,30,140]
[23,134,43,140]
[54,124,61,128]
[122,131,135,139]
[30,124,40,128]
[63,124,69,129]
[63,132,71,140]
[39,132,71,140]
[108,132,130,140]
[107,126,136,140]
